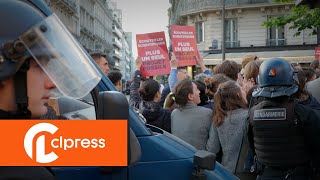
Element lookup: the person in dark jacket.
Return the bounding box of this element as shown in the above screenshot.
[293,68,320,107]
[129,57,171,132]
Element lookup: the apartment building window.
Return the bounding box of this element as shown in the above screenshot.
[225,19,238,48]
[80,9,84,25]
[267,16,285,46]
[195,21,204,44]
[72,19,77,33]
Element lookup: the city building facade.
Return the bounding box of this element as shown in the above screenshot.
[111,2,123,70]
[45,0,114,53]
[121,35,132,80]
[169,0,318,67]
[45,0,133,82]
[93,0,113,53]
[79,0,95,51]
[44,0,80,38]
[125,32,135,79]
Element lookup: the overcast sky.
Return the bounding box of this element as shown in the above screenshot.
[114,0,171,58]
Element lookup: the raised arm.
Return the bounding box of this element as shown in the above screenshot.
[169,53,178,91]
[129,57,143,109]
[195,55,212,76]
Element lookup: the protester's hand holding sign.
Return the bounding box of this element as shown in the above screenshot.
[195,55,207,72]
[135,57,143,70]
[170,52,178,69]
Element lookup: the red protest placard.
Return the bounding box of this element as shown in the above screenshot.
[171,25,199,66]
[315,47,320,60]
[136,32,170,77]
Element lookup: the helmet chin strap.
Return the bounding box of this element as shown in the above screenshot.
[13,60,31,119]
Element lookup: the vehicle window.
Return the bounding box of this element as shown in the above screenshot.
[46,92,96,120]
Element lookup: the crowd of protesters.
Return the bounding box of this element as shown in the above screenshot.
[85,30,320,179]
[94,50,320,179]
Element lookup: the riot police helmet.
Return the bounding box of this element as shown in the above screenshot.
[252,58,298,98]
[0,0,101,118]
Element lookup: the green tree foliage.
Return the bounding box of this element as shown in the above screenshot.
[263,2,320,37]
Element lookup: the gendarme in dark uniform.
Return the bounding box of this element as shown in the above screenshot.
[0,0,102,179]
[247,58,320,180]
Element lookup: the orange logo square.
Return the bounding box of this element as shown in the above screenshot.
[0,120,128,166]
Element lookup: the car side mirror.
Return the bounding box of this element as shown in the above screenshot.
[97,91,129,120]
[194,150,216,170]
[97,91,141,174]
[192,150,216,179]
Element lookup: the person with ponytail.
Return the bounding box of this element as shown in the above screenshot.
[204,74,231,109]
[206,80,248,173]
[129,57,171,132]
[163,93,177,111]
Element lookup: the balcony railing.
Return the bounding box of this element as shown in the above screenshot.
[238,0,270,4]
[98,0,114,18]
[226,41,240,48]
[113,53,122,61]
[61,0,77,13]
[266,39,286,46]
[113,16,122,28]
[114,49,122,57]
[176,0,271,16]
[113,38,123,49]
[112,25,122,38]
[50,0,77,14]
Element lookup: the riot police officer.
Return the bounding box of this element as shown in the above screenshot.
[0,0,101,179]
[248,58,320,180]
